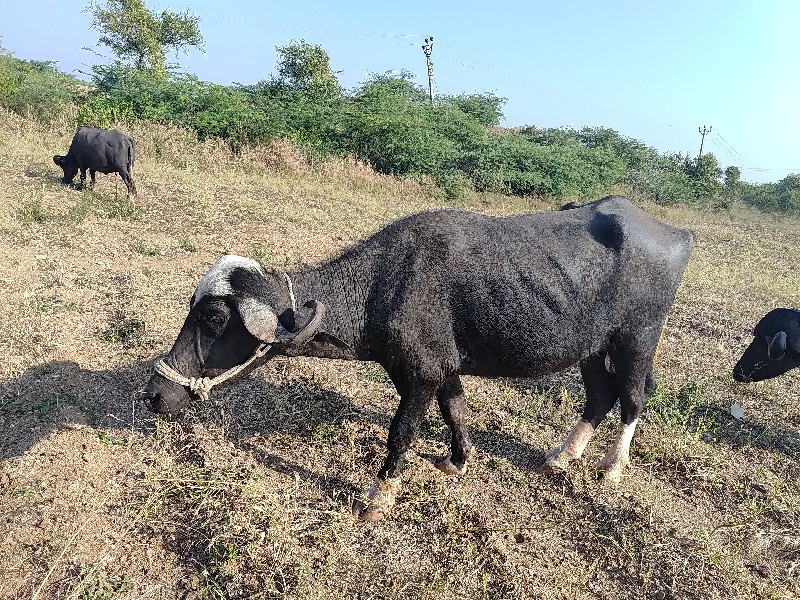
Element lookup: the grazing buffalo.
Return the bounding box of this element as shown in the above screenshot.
[142,196,694,521]
[733,308,800,382]
[54,126,136,196]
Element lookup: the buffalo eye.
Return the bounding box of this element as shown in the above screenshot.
[198,306,229,336]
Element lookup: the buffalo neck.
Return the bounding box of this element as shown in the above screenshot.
[286,251,372,359]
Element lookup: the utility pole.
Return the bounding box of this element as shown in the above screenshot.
[422,36,434,104]
[698,125,712,158]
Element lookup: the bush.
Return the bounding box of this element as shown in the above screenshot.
[0,55,82,121]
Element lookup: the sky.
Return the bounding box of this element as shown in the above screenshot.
[3,0,799,184]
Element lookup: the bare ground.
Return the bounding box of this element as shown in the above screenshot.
[0,109,798,600]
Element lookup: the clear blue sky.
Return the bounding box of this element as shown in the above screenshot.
[3,0,799,183]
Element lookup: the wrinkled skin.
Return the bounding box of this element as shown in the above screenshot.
[733,308,800,382]
[144,296,262,413]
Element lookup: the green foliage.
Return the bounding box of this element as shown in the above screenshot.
[86,0,204,76]
[684,153,723,201]
[5,33,794,211]
[717,165,742,210]
[774,173,800,213]
[742,173,800,214]
[272,39,342,102]
[440,92,506,127]
[0,54,82,121]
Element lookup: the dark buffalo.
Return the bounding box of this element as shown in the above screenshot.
[733,308,800,382]
[142,196,694,521]
[53,126,136,196]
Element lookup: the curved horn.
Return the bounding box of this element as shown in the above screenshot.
[275,300,326,347]
[768,331,787,360]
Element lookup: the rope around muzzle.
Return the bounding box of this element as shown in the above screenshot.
[152,272,298,404]
[154,342,270,403]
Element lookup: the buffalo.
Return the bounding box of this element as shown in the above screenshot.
[733,308,800,382]
[142,196,694,521]
[54,126,136,196]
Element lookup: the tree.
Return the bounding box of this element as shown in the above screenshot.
[775,173,800,213]
[723,165,741,197]
[272,39,342,101]
[443,92,506,127]
[86,0,203,76]
[683,152,722,200]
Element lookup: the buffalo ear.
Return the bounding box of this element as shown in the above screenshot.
[53,155,63,166]
[236,297,282,342]
[768,331,787,360]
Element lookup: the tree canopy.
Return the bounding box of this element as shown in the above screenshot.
[86,0,204,76]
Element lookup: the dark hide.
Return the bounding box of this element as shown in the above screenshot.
[733,308,800,382]
[53,127,137,195]
[144,195,694,515]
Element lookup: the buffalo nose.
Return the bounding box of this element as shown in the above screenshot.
[139,390,161,413]
[732,368,750,383]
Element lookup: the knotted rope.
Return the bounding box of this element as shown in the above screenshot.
[153,273,298,402]
[154,342,270,402]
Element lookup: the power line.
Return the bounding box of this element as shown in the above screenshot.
[150,2,424,46]
[711,130,757,169]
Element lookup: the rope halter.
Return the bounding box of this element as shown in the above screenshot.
[154,342,271,402]
[152,273,305,402]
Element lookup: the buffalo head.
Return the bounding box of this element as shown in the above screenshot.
[733,308,800,382]
[53,154,78,184]
[143,255,325,414]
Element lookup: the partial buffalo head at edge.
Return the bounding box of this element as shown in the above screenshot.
[142,255,324,414]
[733,308,800,383]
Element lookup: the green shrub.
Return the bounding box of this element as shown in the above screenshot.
[0,55,82,121]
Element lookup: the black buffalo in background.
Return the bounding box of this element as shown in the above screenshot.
[53,126,137,196]
[733,308,800,382]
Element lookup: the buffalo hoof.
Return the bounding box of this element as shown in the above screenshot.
[597,455,631,484]
[434,452,470,476]
[352,476,401,522]
[351,500,387,522]
[537,445,574,475]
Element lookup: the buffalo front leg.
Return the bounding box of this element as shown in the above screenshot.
[353,376,437,522]
[89,169,96,187]
[434,374,472,476]
[79,168,87,189]
[540,353,617,474]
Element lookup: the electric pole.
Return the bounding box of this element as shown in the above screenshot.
[422,36,434,104]
[698,125,712,158]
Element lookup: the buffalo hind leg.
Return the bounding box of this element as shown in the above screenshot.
[353,373,437,522]
[434,374,472,476]
[597,359,655,483]
[540,353,617,474]
[120,170,137,198]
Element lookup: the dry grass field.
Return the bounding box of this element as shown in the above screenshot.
[0,107,798,600]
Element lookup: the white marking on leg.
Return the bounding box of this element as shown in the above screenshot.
[598,419,638,482]
[541,419,595,472]
[354,476,402,522]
